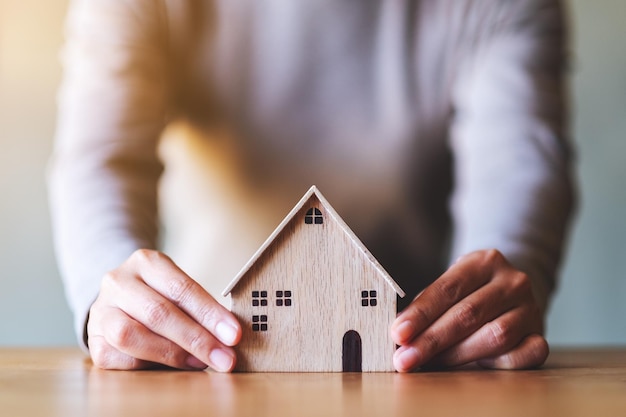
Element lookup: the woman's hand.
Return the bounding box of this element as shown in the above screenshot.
[391,249,549,372]
[87,249,242,371]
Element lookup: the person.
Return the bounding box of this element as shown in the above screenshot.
[48,0,576,373]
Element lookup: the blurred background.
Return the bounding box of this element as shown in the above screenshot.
[1,0,624,347]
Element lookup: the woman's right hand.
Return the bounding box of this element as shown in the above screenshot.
[87,249,242,371]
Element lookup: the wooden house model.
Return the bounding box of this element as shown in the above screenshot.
[222,186,405,372]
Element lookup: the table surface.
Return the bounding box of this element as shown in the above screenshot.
[1,348,626,417]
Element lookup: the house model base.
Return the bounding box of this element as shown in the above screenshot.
[222,186,405,372]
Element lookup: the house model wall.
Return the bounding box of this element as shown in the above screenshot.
[222,186,405,372]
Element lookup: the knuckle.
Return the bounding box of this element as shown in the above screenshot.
[90,341,114,369]
[485,248,504,262]
[481,249,504,268]
[420,333,441,356]
[487,320,514,349]
[131,249,167,266]
[107,319,137,350]
[143,299,171,327]
[454,301,482,330]
[157,346,182,367]
[438,279,462,302]
[130,249,152,265]
[166,277,196,304]
[186,331,212,354]
[198,303,222,329]
[100,270,122,292]
[510,271,532,294]
[100,267,137,295]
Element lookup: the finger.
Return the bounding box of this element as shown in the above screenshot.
[88,302,207,370]
[392,262,528,372]
[426,305,535,368]
[101,269,236,372]
[88,334,152,370]
[393,289,514,372]
[129,250,241,346]
[419,268,536,368]
[391,250,506,345]
[97,306,210,370]
[477,334,549,369]
[392,256,535,372]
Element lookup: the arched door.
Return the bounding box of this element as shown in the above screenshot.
[342,330,362,372]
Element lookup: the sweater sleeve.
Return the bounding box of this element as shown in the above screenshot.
[48,0,169,348]
[448,0,576,314]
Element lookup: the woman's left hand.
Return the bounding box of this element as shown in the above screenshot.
[390,249,549,372]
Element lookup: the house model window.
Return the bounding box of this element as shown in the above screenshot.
[361,290,377,307]
[252,315,268,332]
[276,291,292,306]
[305,207,323,224]
[252,291,268,307]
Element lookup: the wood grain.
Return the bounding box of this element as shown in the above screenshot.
[224,187,404,372]
[2,348,626,417]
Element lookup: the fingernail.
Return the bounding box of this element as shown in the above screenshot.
[186,355,208,370]
[395,347,419,372]
[209,348,235,372]
[216,321,239,345]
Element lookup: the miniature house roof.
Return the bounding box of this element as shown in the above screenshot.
[222,186,406,298]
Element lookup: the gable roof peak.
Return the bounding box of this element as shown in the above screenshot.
[222,185,405,298]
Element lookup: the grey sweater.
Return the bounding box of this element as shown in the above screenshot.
[49,0,576,345]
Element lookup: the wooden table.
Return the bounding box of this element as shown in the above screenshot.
[1,348,625,416]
